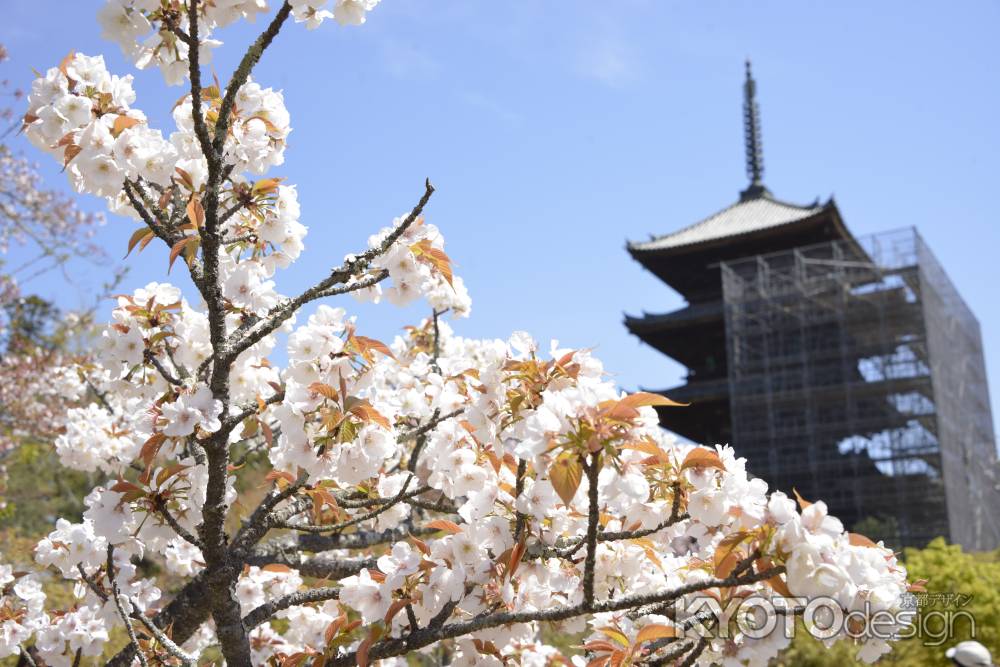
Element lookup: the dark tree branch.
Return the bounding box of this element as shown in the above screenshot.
[214,1,294,154]
[220,179,433,366]
[282,474,416,535]
[242,587,340,631]
[154,497,203,549]
[326,566,786,666]
[230,473,309,554]
[582,453,600,608]
[251,525,440,560]
[186,0,215,162]
[106,546,149,667]
[222,388,285,433]
[678,636,710,667]
[244,552,374,580]
[514,458,527,541]
[106,572,212,667]
[145,350,183,386]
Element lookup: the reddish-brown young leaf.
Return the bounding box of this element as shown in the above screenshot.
[766,572,793,597]
[580,641,618,653]
[182,236,200,268]
[714,550,742,579]
[265,470,297,485]
[280,653,309,667]
[680,447,726,472]
[138,229,157,253]
[408,535,430,555]
[549,452,584,506]
[247,114,280,133]
[596,627,630,648]
[351,335,396,361]
[174,167,194,191]
[110,479,142,495]
[253,177,284,195]
[57,50,76,80]
[426,519,462,534]
[619,391,688,409]
[348,401,391,429]
[713,531,751,572]
[309,488,339,511]
[168,236,194,273]
[848,532,879,548]
[630,537,664,570]
[793,488,812,510]
[755,556,793,596]
[324,615,346,644]
[410,240,455,287]
[124,227,155,258]
[138,433,167,467]
[154,463,190,487]
[506,534,527,580]
[383,597,412,625]
[308,382,339,401]
[112,115,142,137]
[356,636,372,667]
[61,144,81,170]
[158,186,173,210]
[20,113,39,133]
[186,195,205,228]
[262,563,292,573]
[635,623,677,645]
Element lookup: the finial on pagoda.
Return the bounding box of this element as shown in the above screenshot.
[740,59,769,201]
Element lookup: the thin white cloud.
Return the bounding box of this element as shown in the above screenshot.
[576,34,640,88]
[379,39,439,80]
[458,91,523,127]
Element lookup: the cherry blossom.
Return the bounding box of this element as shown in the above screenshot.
[0,3,918,666]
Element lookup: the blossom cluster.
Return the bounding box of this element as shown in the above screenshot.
[98,0,380,85]
[23,51,291,210]
[356,216,472,316]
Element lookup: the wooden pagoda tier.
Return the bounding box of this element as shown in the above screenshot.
[624,191,853,444]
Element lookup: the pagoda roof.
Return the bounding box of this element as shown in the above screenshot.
[628,193,832,255]
[624,301,723,333]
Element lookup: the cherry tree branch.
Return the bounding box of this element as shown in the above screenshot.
[106,546,150,667]
[105,572,212,667]
[219,179,433,366]
[145,350,183,386]
[214,2,293,157]
[326,566,786,666]
[582,453,600,608]
[242,587,341,631]
[250,525,440,561]
[244,553,375,580]
[154,497,202,549]
[185,0,215,163]
[222,388,286,433]
[80,559,198,667]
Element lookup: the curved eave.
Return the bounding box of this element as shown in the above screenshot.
[627,198,845,261]
[623,302,724,332]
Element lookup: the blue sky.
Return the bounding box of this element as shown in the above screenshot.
[3,1,999,438]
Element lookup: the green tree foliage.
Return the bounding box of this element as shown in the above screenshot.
[775,537,1000,666]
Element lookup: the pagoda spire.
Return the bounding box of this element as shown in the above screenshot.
[740,59,769,200]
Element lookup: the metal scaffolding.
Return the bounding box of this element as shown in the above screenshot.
[720,227,999,550]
